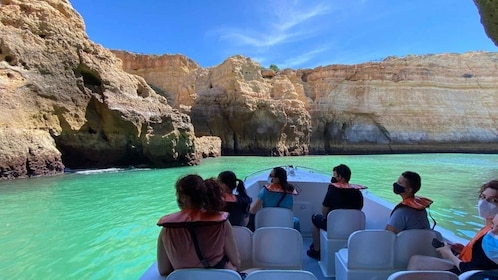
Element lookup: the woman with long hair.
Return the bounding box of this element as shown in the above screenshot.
[156,174,241,276]
[249,166,300,231]
[218,171,252,226]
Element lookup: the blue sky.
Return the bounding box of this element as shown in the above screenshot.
[69,0,497,69]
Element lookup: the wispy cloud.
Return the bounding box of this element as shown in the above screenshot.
[214,0,332,48]
[279,47,329,68]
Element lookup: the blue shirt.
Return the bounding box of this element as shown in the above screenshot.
[257,187,294,209]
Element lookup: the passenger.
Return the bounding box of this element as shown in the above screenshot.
[306,164,365,260]
[156,175,241,276]
[248,166,300,231]
[385,171,432,234]
[218,170,252,226]
[408,180,498,273]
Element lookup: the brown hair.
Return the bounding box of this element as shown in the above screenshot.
[479,180,498,197]
[175,174,225,212]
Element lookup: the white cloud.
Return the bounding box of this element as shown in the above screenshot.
[214,0,332,48]
[279,47,328,68]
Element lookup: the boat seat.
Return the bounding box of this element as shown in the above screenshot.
[394,229,443,269]
[252,227,303,269]
[255,207,294,229]
[387,270,458,280]
[319,209,365,277]
[245,269,318,280]
[335,229,398,280]
[165,268,242,280]
[232,226,253,271]
[458,269,498,280]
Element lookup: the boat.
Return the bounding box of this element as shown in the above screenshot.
[139,165,471,280]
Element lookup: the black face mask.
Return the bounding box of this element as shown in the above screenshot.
[331,177,338,183]
[393,182,405,194]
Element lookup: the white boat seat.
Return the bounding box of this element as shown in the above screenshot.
[319,209,365,277]
[231,226,253,271]
[255,207,294,229]
[387,270,458,280]
[245,269,318,280]
[394,229,443,269]
[165,268,242,280]
[335,229,398,280]
[252,227,303,269]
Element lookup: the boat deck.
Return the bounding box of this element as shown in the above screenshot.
[302,237,332,280]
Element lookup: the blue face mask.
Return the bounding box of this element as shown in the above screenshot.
[393,182,405,194]
[482,232,498,264]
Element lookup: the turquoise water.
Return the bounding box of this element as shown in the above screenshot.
[1,154,498,279]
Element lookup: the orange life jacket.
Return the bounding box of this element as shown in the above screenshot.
[400,196,433,210]
[265,183,298,195]
[460,224,492,262]
[157,209,229,228]
[331,182,368,190]
[391,196,433,216]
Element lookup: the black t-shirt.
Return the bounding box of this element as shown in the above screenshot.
[224,195,252,226]
[322,184,364,212]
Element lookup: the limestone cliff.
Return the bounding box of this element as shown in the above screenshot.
[0,0,198,180]
[114,51,498,155]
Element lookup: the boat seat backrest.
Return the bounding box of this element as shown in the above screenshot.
[245,269,318,280]
[231,226,253,271]
[334,230,398,280]
[387,270,459,280]
[327,209,366,238]
[252,227,303,269]
[394,229,443,269]
[318,209,366,277]
[255,207,294,229]
[347,229,396,269]
[165,268,242,280]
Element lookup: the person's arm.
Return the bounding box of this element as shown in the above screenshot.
[385,224,400,234]
[157,228,173,276]
[224,220,241,268]
[250,199,263,214]
[437,242,462,268]
[321,205,330,216]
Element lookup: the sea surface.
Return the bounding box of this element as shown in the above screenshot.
[1,154,498,279]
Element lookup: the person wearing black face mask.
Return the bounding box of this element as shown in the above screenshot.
[385,171,433,234]
[307,164,366,260]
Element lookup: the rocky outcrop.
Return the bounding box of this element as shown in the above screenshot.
[474,0,498,47]
[194,136,222,158]
[115,51,498,155]
[0,0,198,180]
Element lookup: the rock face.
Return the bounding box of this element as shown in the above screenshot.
[474,0,498,47]
[115,51,498,155]
[0,0,198,180]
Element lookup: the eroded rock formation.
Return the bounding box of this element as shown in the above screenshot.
[474,0,498,47]
[115,51,498,155]
[0,0,198,180]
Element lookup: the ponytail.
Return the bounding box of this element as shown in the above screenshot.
[235,179,249,199]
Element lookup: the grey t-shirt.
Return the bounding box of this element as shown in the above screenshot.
[387,206,430,232]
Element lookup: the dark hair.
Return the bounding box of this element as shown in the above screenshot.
[175,174,225,212]
[333,164,351,182]
[479,180,498,197]
[402,171,421,194]
[218,170,249,198]
[273,166,295,193]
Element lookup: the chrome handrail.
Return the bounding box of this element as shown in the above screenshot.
[243,165,327,182]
